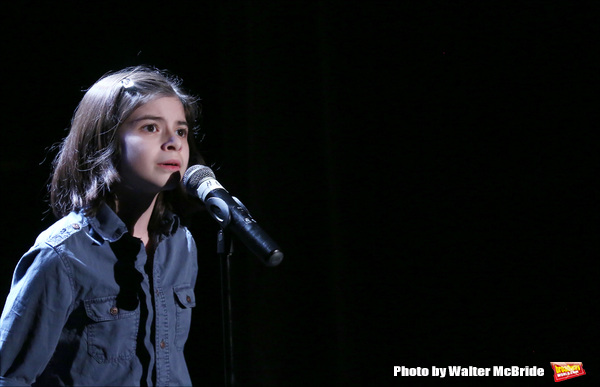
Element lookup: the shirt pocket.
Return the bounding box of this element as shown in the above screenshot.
[84,295,140,363]
[173,285,196,351]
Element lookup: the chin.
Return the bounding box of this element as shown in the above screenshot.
[162,172,183,191]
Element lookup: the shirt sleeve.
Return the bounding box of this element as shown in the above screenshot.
[0,245,73,386]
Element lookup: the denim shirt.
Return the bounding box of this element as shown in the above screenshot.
[0,204,198,386]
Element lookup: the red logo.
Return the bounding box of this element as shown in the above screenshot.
[550,362,585,382]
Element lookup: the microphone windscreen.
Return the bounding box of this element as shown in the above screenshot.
[182,165,216,196]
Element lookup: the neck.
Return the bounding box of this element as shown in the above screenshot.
[115,192,158,247]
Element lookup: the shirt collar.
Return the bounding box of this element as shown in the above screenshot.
[158,210,181,239]
[87,203,129,243]
[86,202,181,243]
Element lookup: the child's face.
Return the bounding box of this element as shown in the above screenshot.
[117,96,190,196]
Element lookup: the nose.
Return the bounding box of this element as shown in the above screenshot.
[162,130,183,151]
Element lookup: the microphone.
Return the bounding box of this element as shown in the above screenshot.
[182,165,284,267]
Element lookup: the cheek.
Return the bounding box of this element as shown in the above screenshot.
[119,137,149,172]
[182,143,191,169]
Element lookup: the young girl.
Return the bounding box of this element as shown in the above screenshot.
[0,66,203,386]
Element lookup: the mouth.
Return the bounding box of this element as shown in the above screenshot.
[158,160,181,171]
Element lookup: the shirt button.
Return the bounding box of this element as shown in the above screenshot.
[160,340,166,349]
[186,296,192,303]
[72,223,81,230]
[109,307,119,315]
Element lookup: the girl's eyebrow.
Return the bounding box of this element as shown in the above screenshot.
[131,115,188,126]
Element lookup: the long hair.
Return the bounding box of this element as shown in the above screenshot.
[50,66,203,230]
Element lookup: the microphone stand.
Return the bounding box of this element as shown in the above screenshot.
[217,229,235,387]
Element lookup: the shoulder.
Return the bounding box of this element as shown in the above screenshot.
[33,211,89,249]
[161,212,197,251]
[158,223,198,268]
[10,225,78,300]
[15,212,89,284]
[173,224,197,253]
[159,223,198,285]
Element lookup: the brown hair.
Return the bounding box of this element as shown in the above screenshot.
[50,66,203,230]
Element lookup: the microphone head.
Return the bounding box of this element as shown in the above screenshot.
[182,164,216,196]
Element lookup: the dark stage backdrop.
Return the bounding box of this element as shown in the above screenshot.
[1,2,596,386]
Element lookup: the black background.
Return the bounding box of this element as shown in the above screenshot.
[0,1,596,386]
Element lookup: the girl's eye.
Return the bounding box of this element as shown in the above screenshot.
[176,128,188,137]
[143,124,158,132]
